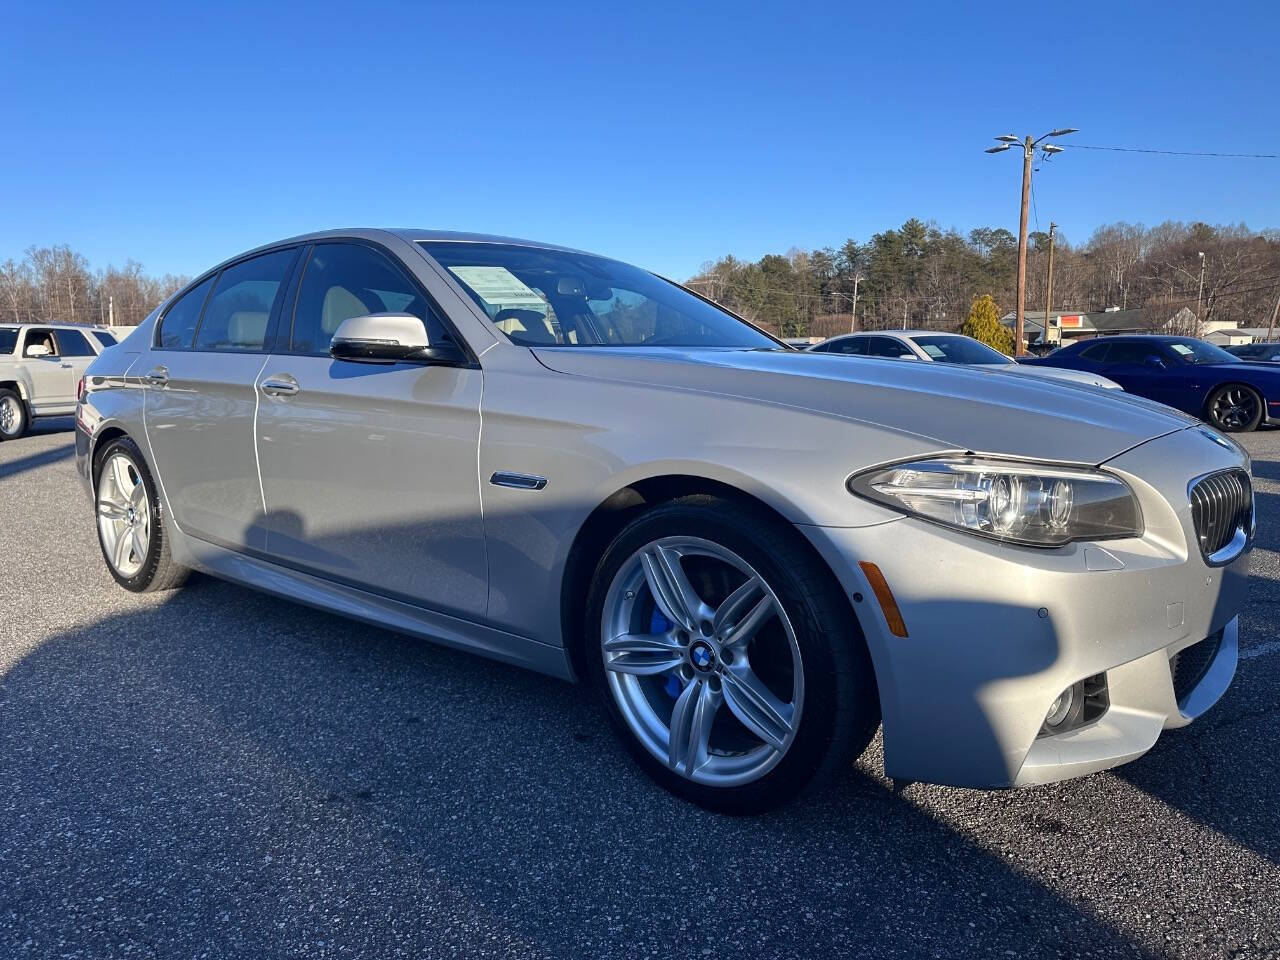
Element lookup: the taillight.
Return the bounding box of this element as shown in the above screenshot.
[77,377,86,402]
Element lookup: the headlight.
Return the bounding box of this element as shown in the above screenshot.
[848,457,1143,547]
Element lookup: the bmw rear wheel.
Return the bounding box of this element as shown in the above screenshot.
[94,436,188,592]
[586,495,879,813]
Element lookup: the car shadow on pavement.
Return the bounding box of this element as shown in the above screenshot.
[0,441,73,480]
[0,578,1159,959]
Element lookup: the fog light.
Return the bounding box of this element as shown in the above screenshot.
[1044,686,1074,727]
[1038,674,1109,739]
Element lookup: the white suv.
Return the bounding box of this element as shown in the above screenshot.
[0,323,121,440]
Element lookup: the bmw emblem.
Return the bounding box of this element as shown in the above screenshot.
[689,639,716,672]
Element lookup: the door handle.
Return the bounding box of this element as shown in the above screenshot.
[144,365,168,386]
[61,363,73,369]
[260,376,299,397]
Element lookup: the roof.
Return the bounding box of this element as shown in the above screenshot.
[1001,307,1146,334]
[0,322,112,331]
[827,329,959,340]
[258,228,595,258]
[1062,334,1197,347]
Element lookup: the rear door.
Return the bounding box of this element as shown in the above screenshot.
[254,240,488,618]
[143,247,300,551]
[51,328,99,404]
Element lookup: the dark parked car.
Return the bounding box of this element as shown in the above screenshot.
[1226,342,1280,362]
[1023,335,1280,432]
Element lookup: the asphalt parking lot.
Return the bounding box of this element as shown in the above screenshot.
[1,419,1278,959]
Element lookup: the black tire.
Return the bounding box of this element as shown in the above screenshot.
[1206,384,1264,433]
[0,388,28,440]
[93,435,189,592]
[584,495,879,814]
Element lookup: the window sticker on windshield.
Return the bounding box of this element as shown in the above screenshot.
[920,345,946,359]
[1170,344,1193,355]
[448,266,545,307]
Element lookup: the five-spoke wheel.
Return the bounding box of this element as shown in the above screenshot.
[587,495,879,813]
[92,436,187,592]
[1207,384,1263,433]
[97,452,152,578]
[602,536,803,786]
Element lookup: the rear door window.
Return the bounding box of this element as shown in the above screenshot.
[54,328,96,357]
[865,336,911,358]
[159,277,215,349]
[194,249,297,351]
[91,331,119,348]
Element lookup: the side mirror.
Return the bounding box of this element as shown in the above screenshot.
[1144,356,1166,369]
[329,313,467,366]
[25,344,51,358]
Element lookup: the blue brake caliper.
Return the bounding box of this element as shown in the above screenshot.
[651,608,683,699]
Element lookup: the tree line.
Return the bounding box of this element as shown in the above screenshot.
[687,220,1280,339]
[0,245,188,328]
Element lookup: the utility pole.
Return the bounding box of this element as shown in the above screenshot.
[986,128,1077,357]
[849,274,862,333]
[1196,252,1206,319]
[1267,286,1280,343]
[1043,223,1056,349]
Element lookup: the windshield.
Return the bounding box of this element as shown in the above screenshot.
[910,335,1009,365]
[1167,339,1239,365]
[0,328,17,355]
[419,242,780,349]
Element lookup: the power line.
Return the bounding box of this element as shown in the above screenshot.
[1067,144,1280,159]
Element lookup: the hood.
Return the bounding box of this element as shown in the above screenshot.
[532,347,1197,465]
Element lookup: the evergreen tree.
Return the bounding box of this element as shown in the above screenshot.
[960,294,1014,354]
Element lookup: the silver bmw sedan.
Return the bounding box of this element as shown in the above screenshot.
[76,229,1251,812]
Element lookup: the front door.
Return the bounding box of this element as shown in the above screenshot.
[20,328,76,411]
[254,241,488,618]
[143,248,299,551]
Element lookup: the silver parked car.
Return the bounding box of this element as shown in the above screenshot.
[76,229,1250,812]
[809,330,1123,390]
[0,323,119,439]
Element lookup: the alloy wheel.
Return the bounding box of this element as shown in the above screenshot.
[0,395,21,436]
[1211,387,1259,430]
[97,453,151,578]
[601,536,804,787]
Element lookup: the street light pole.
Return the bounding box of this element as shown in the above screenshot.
[1014,136,1034,356]
[986,128,1077,357]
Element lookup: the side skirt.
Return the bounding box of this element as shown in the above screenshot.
[174,533,575,681]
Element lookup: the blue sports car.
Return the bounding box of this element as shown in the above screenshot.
[1023,335,1280,432]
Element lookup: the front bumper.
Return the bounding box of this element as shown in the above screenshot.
[801,425,1250,788]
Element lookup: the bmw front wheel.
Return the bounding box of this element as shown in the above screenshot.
[586,495,879,813]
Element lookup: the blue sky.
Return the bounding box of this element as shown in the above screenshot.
[2,1,1277,281]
